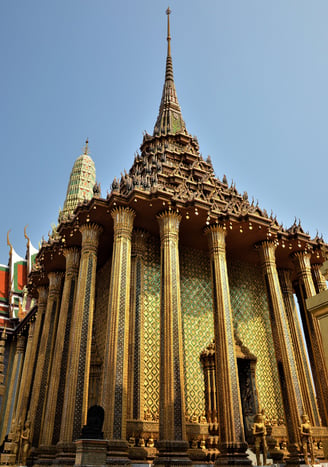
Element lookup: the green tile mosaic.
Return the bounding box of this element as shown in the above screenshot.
[228,257,284,420]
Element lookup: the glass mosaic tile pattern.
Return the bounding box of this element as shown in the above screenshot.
[143,240,284,422]
[143,237,161,416]
[228,257,284,419]
[180,247,214,417]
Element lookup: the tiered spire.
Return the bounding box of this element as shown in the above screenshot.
[58,139,96,223]
[153,8,188,137]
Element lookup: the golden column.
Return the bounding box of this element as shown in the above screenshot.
[14,287,48,430]
[59,224,102,446]
[13,318,36,423]
[278,269,320,426]
[39,248,80,449]
[258,241,303,463]
[100,207,135,462]
[0,334,26,442]
[154,210,190,466]
[205,224,250,467]
[311,263,327,293]
[292,251,328,426]
[29,272,63,447]
[127,229,147,420]
[0,328,6,397]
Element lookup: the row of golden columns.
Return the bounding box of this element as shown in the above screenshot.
[2,206,328,467]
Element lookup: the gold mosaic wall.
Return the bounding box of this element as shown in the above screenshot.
[143,236,161,416]
[92,258,111,401]
[143,242,284,421]
[179,246,214,417]
[228,257,284,420]
[97,237,284,423]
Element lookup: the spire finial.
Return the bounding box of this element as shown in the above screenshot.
[83,138,89,155]
[166,7,171,57]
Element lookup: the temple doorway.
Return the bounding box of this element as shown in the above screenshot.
[201,336,259,444]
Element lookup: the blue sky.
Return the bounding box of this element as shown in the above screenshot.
[1,0,328,262]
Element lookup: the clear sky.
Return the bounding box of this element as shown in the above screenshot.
[1,0,328,262]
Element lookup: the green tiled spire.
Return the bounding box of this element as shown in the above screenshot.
[153,8,188,137]
[59,139,96,222]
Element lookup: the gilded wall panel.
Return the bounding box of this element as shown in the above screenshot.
[228,258,284,420]
[180,247,214,418]
[91,258,111,403]
[143,237,161,417]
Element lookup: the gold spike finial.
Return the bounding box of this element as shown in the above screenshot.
[166,7,171,57]
[83,138,89,155]
[7,230,13,255]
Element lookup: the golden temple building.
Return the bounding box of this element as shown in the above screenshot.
[1,9,328,467]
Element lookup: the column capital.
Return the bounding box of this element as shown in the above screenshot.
[48,271,64,298]
[63,247,81,275]
[157,210,181,243]
[132,229,149,257]
[37,286,48,306]
[291,250,312,269]
[16,334,26,353]
[311,263,327,293]
[278,269,293,295]
[80,223,103,254]
[204,223,227,254]
[255,239,277,267]
[111,206,135,240]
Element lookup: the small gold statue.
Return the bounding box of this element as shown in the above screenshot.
[300,414,315,465]
[138,437,145,448]
[147,435,154,448]
[252,411,267,465]
[20,419,31,465]
[128,436,135,448]
[144,407,152,420]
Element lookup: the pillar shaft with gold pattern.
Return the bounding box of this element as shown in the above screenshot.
[278,269,320,426]
[13,318,35,425]
[127,229,147,421]
[59,224,102,444]
[100,207,135,462]
[0,334,26,443]
[39,248,80,448]
[311,263,327,294]
[205,224,250,467]
[258,241,302,463]
[29,272,63,447]
[14,287,48,430]
[154,210,190,466]
[292,251,328,426]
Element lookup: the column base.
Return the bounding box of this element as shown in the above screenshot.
[74,439,108,467]
[35,444,57,465]
[54,441,76,466]
[215,442,251,467]
[153,440,192,466]
[284,444,304,467]
[106,439,131,466]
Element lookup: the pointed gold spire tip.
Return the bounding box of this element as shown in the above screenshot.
[166,6,171,57]
[83,138,89,155]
